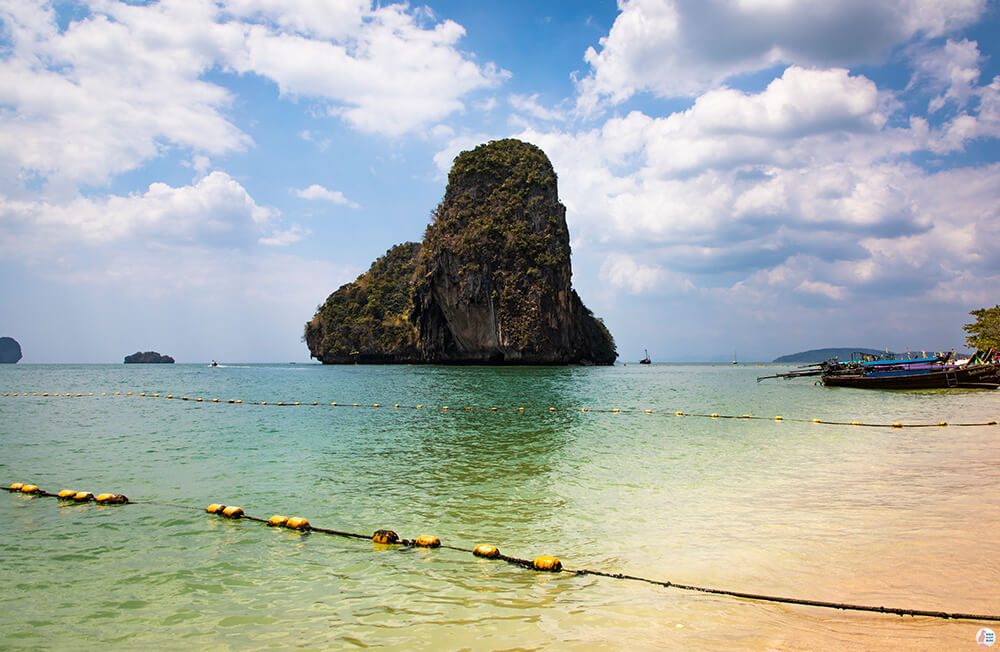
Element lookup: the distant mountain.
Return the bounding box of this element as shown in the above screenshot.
[773,348,891,363]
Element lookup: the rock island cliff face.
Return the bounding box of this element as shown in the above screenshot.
[124,351,175,363]
[0,337,22,363]
[305,139,616,365]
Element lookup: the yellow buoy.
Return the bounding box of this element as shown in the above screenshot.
[414,535,441,548]
[473,544,500,559]
[711,413,719,418]
[267,515,288,527]
[892,422,903,428]
[96,493,113,502]
[851,421,861,426]
[741,414,750,419]
[20,484,40,494]
[222,506,244,519]
[58,489,77,499]
[812,418,821,423]
[9,483,24,491]
[372,530,399,544]
[533,556,562,572]
[73,491,94,502]
[285,517,310,531]
[774,416,783,420]
[206,503,226,514]
[938,421,948,426]
[96,493,128,504]
[611,409,620,413]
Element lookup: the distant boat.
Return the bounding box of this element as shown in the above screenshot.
[210,360,218,367]
[732,350,738,365]
[639,349,651,364]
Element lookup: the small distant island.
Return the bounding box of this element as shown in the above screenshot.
[773,348,892,363]
[0,336,22,363]
[124,351,175,364]
[305,139,616,365]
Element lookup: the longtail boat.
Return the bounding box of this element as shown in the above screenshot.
[758,350,1000,389]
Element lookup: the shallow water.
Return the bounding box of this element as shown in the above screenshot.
[1,363,998,650]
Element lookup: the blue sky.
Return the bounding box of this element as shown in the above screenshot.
[2,0,1000,363]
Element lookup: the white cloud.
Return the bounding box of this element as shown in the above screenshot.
[293,184,359,207]
[221,0,368,40]
[509,94,566,122]
[912,39,983,112]
[599,253,693,294]
[0,1,250,192]
[0,172,283,256]
[225,4,508,136]
[577,0,986,110]
[0,0,506,196]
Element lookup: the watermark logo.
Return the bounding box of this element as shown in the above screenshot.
[979,628,996,647]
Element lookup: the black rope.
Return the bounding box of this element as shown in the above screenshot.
[567,568,1000,621]
[5,485,999,622]
[3,392,998,428]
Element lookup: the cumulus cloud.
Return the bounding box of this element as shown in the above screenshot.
[509,94,566,122]
[224,3,508,136]
[912,39,983,112]
[510,38,1000,314]
[0,1,249,191]
[0,0,505,195]
[0,172,286,258]
[600,253,693,294]
[293,184,359,207]
[577,0,986,110]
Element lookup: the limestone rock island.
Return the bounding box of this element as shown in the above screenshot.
[0,336,22,363]
[305,139,616,365]
[124,351,175,364]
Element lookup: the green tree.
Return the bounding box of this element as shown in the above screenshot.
[963,305,1000,350]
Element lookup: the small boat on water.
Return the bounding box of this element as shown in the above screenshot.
[758,349,1000,389]
[639,349,651,364]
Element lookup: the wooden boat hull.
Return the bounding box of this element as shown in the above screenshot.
[822,363,1000,389]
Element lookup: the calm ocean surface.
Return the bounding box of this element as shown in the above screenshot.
[1,363,998,650]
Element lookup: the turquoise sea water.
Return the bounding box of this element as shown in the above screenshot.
[1,363,998,650]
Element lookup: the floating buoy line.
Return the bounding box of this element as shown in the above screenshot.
[1,391,998,429]
[4,482,999,623]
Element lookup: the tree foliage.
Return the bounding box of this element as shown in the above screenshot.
[963,304,1000,350]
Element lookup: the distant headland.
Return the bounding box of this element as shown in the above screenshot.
[773,348,893,363]
[0,336,22,363]
[124,351,175,364]
[305,139,616,365]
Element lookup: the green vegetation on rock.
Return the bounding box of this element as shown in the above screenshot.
[305,139,616,365]
[304,242,421,363]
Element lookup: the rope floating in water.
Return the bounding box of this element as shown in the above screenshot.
[5,483,999,622]
[2,391,998,429]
